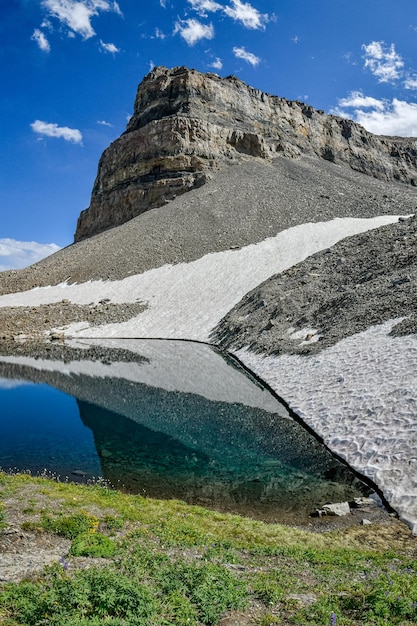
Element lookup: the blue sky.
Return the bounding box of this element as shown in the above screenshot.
[1,0,417,270]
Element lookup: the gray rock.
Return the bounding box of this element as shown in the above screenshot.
[71,470,87,477]
[74,65,417,241]
[214,214,417,353]
[317,501,351,516]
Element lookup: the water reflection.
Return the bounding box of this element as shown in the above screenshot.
[0,339,370,521]
[0,380,101,480]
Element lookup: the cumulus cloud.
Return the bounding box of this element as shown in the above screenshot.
[31,120,83,144]
[188,0,223,15]
[332,91,417,137]
[210,56,223,70]
[97,119,113,126]
[31,28,51,51]
[224,0,268,29]
[233,45,260,66]
[362,41,404,83]
[337,91,386,111]
[404,74,417,90]
[0,239,61,272]
[174,18,214,45]
[99,39,120,53]
[41,0,122,40]
[188,0,269,29]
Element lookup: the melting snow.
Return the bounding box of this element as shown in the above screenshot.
[0,215,404,341]
[235,320,417,533]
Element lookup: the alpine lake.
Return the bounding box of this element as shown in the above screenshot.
[0,338,373,523]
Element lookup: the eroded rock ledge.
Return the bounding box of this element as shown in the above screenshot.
[75,65,417,242]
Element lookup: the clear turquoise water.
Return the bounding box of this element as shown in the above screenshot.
[0,343,370,521]
[0,381,101,479]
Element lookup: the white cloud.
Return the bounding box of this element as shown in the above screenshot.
[99,39,120,53]
[224,0,268,29]
[337,91,386,111]
[174,18,214,45]
[31,28,51,51]
[31,120,83,144]
[154,27,166,39]
[404,74,417,90]
[233,45,260,66]
[332,91,417,137]
[0,239,61,272]
[187,0,270,30]
[362,41,404,83]
[97,119,113,126]
[160,0,166,6]
[112,1,122,16]
[41,0,121,40]
[188,0,223,16]
[209,56,223,70]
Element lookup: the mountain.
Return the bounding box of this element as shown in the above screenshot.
[75,65,417,242]
[0,66,416,532]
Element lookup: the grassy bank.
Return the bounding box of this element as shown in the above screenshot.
[0,472,416,625]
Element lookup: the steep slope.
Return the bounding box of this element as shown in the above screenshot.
[1,156,416,296]
[75,65,417,241]
[213,214,417,354]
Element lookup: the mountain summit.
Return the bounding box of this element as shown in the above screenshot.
[75,65,417,241]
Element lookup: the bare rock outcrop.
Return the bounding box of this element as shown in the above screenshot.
[75,65,417,241]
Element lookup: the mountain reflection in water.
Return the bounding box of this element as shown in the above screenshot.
[0,339,370,521]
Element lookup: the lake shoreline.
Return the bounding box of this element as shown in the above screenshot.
[1,471,416,626]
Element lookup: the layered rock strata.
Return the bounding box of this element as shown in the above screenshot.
[75,65,417,241]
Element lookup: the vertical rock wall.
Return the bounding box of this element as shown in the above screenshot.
[75,65,417,242]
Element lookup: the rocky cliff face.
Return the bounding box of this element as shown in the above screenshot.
[75,65,417,241]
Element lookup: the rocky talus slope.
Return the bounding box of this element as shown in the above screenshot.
[1,156,416,302]
[213,214,417,354]
[75,65,417,241]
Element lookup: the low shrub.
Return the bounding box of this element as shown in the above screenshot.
[70,532,117,558]
[41,511,99,539]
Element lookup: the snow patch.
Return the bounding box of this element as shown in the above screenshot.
[235,319,417,533]
[0,215,404,341]
[287,327,322,344]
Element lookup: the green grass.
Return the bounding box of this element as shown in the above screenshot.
[69,532,117,558]
[23,510,100,538]
[0,471,416,625]
[0,472,8,531]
